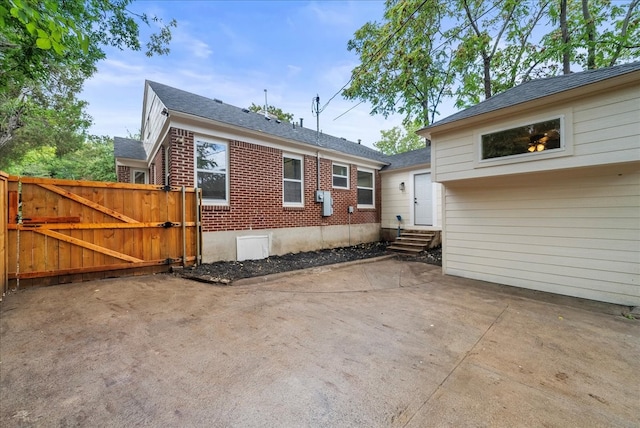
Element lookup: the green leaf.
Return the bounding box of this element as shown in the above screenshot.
[36,37,52,49]
[51,40,65,55]
[81,35,90,53]
[26,21,37,35]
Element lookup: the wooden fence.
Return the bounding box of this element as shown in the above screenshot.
[4,175,201,289]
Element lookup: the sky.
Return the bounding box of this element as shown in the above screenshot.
[80,0,426,149]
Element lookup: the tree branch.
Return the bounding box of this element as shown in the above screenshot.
[609,0,639,67]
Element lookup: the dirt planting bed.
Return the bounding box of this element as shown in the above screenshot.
[175,242,442,284]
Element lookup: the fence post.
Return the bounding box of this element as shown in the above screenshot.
[1,171,8,299]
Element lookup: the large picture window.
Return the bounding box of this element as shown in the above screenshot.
[332,163,349,189]
[195,138,228,203]
[481,118,562,160]
[357,169,374,207]
[283,155,303,206]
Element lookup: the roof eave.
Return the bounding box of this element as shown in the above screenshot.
[169,110,389,167]
[420,68,640,139]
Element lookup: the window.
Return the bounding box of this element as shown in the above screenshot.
[132,170,147,184]
[357,169,374,207]
[332,163,349,189]
[195,138,228,203]
[481,118,562,160]
[283,155,303,206]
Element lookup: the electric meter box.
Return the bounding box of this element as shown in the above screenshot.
[319,190,333,216]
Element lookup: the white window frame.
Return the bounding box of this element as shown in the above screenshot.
[132,169,147,184]
[283,154,304,207]
[356,167,375,208]
[332,163,349,189]
[194,136,229,205]
[474,112,573,168]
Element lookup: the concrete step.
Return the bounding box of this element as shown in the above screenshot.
[387,245,423,254]
[401,232,435,239]
[387,229,435,255]
[393,240,428,248]
[396,237,432,244]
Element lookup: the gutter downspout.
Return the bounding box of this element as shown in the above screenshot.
[317,151,321,191]
[165,145,170,186]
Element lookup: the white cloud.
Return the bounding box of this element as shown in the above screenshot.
[319,61,356,89]
[287,65,302,77]
[306,1,356,27]
[83,59,146,86]
[218,23,253,55]
[190,40,213,59]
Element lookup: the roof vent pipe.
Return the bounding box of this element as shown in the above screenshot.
[299,118,303,127]
[264,89,268,119]
[358,139,361,145]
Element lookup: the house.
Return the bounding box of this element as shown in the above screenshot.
[419,61,640,306]
[115,81,400,262]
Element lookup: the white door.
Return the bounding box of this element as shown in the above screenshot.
[414,173,432,225]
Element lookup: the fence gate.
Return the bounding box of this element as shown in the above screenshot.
[6,176,201,289]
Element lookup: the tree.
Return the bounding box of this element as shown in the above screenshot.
[543,0,640,70]
[374,123,425,155]
[449,0,551,106]
[0,70,91,166]
[0,0,176,161]
[248,103,294,122]
[344,0,640,126]
[4,136,117,181]
[343,0,454,126]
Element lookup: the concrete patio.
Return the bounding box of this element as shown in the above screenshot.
[1,259,638,427]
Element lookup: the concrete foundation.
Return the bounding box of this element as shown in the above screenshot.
[202,223,381,262]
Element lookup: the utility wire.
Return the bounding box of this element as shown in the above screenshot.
[333,100,363,121]
[320,0,430,113]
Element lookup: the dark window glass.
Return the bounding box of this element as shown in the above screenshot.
[284,181,302,203]
[197,172,226,200]
[357,170,374,206]
[333,164,348,188]
[482,118,561,160]
[283,157,301,180]
[283,157,302,204]
[358,188,373,205]
[196,140,227,201]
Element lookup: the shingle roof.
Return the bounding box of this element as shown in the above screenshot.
[427,61,640,129]
[381,147,431,171]
[113,137,146,160]
[146,81,389,164]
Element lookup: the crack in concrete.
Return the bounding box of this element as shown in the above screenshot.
[400,304,510,427]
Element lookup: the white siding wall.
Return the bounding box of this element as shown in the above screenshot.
[432,85,640,183]
[143,88,169,155]
[381,171,411,229]
[381,169,443,229]
[443,162,640,306]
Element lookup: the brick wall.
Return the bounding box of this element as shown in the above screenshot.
[117,165,130,183]
[168,128,195,187]
[165,127,381,233]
